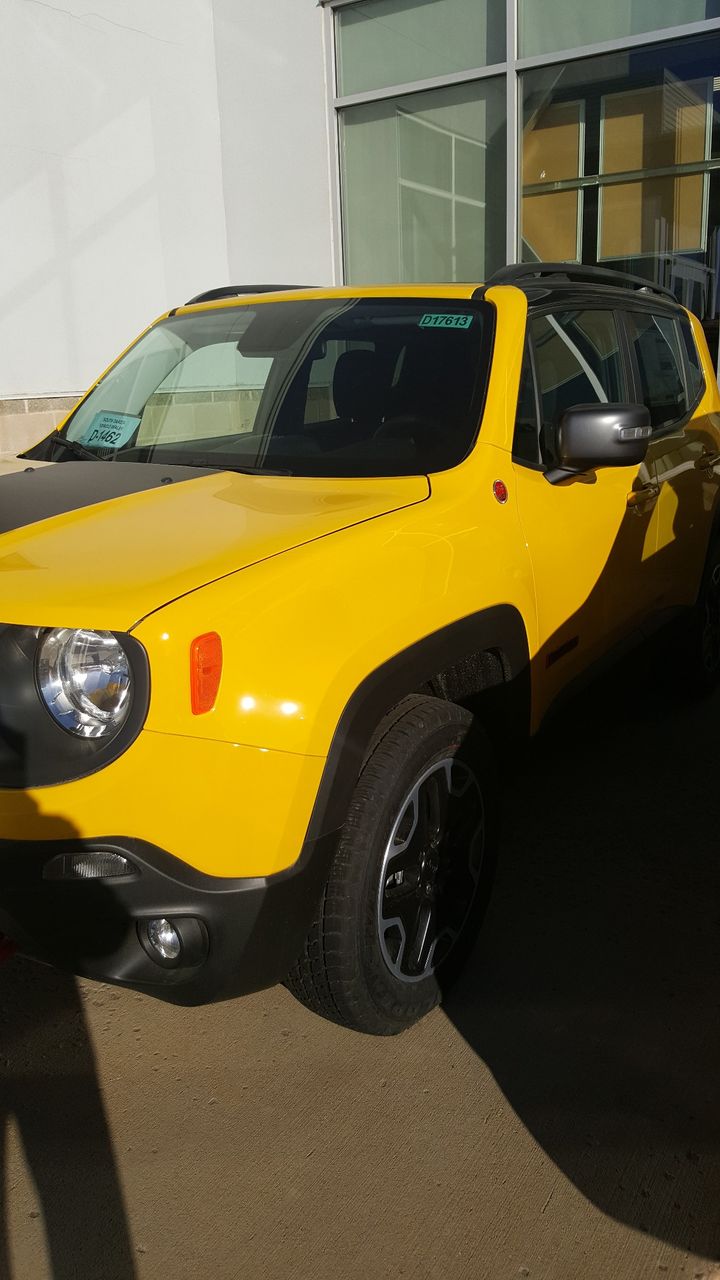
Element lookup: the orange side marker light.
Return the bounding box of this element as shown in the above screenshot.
[190,632,223,715]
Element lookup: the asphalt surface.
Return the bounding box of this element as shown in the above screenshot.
[1,648,720,1280]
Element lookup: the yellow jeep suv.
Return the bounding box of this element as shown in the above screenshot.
[1,265,718,1034]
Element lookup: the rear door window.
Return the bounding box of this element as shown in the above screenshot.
[626,311,688,430]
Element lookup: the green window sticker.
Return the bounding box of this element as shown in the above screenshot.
[419,313,473,330]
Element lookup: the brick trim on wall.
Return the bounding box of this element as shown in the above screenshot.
[0,396,81,455]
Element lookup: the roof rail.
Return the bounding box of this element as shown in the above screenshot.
[484,262,678,304]
[184,284,310,306]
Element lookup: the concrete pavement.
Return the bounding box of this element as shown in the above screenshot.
[1,650,719,1280]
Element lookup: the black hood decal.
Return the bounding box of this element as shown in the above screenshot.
[0,461,218,537]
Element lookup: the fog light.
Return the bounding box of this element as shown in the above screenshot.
[43,851,137,881]
[146,917,181,962]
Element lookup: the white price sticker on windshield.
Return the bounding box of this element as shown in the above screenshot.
[79,412,141,450]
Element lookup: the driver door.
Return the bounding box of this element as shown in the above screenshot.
[511,305,661,724]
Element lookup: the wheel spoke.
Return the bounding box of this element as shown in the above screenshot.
[407,901,434,974]
[377,754,485,984]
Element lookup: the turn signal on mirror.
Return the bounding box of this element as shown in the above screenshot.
[190,631,223,714]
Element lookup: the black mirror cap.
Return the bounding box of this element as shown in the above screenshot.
[556,402,652,473]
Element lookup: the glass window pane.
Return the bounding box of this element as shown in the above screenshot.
[400,187,453,280]
[142,346,273,443]
[398,113,453,191]
[531,309,625,436]
[599,176,705,258]
[522,191,580,261]
[454,202,488,280]
[455,137,487,202]
[523,102,583,185]
[336,0,505,98]
[627,311,688,428]
[66,299,495,476]
[340,79,506,283]
[520,34,720,334]
[519,0,720,60]
[601,83,709,175]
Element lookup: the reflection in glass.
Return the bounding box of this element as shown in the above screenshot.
[518,0,720,60]
[520,34,720,349]
[341,79,506,282]
[336,0,505,97]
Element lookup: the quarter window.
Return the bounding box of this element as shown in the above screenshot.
[626,311,688,430]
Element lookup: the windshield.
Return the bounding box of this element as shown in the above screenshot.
[43,297,493,477]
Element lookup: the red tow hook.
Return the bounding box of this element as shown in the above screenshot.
[0,936,16,964]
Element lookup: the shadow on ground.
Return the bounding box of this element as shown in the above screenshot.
[0,786,135,1279]
[446,647,720,1258]
[0,959,136,1280]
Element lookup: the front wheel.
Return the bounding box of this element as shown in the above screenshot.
[286,696,497,1035]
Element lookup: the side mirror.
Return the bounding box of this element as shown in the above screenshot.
[546,403,652,484]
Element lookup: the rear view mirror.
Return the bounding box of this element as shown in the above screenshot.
[546,403,652,484]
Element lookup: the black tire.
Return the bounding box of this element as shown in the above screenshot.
[285,695,497,1035]
[678,534,720,697]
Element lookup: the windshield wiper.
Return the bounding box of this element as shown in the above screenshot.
[51,435,101,462]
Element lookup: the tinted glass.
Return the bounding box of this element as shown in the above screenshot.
[520,32,720,354]
[627,312,688,428]
[531,309,626,458]
[679,316,706,404]
[56,299,493,477]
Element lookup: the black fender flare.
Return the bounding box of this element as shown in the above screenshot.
[304,604,530,844]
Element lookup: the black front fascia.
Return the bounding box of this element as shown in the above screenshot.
[0,460,218,536]
[0,831,336,1005]
[0,626,149,788]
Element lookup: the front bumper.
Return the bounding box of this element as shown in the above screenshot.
[0,832,336,1003]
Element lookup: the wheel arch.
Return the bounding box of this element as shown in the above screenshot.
[304,605,530,845]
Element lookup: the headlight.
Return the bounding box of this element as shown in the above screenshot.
[36,628,133,739]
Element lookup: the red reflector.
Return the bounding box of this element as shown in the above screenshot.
[493,479,509,504]
[190,632,223,715]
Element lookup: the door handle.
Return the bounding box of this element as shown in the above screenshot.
[696,451,720,472]
[627,483,659,510]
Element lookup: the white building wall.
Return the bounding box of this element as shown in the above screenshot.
[0,0,230,401]
[212,0,335,287]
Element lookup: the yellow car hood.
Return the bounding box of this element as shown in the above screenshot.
[0,458,430,631]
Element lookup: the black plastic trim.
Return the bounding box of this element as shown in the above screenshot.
[0,832,337,1004]
[184,285,311,306]
[485,263,678,303]
[303,606,530,844]
[0,611,529,1003]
